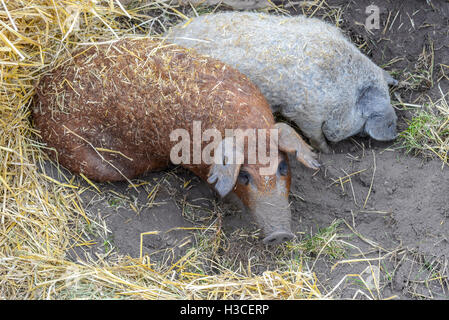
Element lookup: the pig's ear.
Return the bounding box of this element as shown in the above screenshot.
[207,137,243,198]
[275,123,321,170]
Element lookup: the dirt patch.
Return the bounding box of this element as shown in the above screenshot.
[291,138,449,299]
[62,0,449,299]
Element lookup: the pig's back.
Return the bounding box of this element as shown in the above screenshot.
[167,12,377,116]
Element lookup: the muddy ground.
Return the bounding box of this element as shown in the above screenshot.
[62,0,449,299]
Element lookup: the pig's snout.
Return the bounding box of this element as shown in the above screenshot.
[263,231,295,245]
[252,200,294,246]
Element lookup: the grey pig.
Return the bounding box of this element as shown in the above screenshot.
[165,12,398,152]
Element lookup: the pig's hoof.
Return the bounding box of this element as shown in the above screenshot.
[263,231,295,245]
[320,145,331,153]
[302,152,321,170]
[312,140,331,153]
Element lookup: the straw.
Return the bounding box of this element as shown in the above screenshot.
[0,0,322,300]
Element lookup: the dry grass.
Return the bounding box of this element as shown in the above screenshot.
[0,0,324,300]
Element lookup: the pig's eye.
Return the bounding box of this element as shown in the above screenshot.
[278,160,288,176]
[238,170,250,185]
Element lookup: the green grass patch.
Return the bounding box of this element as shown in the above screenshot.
[400,92,449,164]
[296,220,347,260]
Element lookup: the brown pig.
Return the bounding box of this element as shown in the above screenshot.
[33,38,320,245]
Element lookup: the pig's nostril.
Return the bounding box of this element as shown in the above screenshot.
[263,231,294,245]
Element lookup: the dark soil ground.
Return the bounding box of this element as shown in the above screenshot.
[63,0,449,299]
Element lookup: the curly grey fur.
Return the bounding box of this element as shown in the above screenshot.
[165,12,398,152]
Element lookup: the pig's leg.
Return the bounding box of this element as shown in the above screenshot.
[309,130,331,153]
[69,144,136,182]
[55,122,169,181]
[291,116,331,153]
[61,142,167,182]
